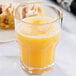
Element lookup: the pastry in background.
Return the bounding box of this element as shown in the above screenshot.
[18,4,44,19]
[0,3,14,30]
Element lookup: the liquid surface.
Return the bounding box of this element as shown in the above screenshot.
[16,16,60,68]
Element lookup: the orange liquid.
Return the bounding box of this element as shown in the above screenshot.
[16,16,60,73]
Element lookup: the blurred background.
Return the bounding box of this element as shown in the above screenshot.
[0,0,76,76]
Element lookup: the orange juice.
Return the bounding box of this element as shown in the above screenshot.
[16,16,60,73]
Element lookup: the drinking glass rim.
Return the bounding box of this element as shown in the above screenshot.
[15,1,63,25]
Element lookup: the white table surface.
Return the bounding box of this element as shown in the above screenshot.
[0,0,76,76]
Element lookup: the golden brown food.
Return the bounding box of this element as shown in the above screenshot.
[0,3,14,30]
[18,4,44,19]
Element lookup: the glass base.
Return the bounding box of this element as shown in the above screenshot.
[21,61,54,75]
